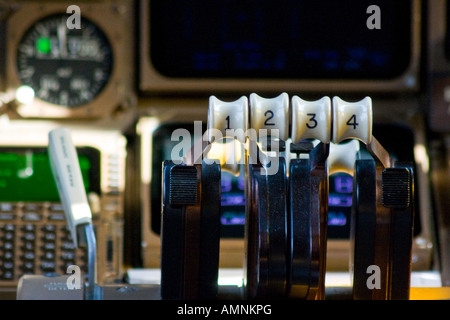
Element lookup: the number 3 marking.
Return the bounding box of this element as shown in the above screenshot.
[306,113,318,129]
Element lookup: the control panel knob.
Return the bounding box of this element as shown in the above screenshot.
[249,92,289,141]
[208,96,248,144]
[291,96,331,144]
[332,97,372,145]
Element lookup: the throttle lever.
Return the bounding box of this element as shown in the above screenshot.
[48,127,97,300]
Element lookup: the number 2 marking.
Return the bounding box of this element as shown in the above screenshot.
[264,110,275,126]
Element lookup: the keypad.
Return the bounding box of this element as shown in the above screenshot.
[0,202,87,283]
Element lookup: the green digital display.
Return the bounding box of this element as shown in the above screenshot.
[0,147,100,202]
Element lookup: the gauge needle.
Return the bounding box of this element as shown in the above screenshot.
[57,23,68,58]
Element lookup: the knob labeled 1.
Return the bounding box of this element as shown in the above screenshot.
[208,96,248,144]
[332,97,373,145]
[291,96,331,144]
[250,92,289,141]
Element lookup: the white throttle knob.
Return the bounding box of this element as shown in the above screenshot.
[249,92,289,141]
[291,96,331,144]
[332,96,373,145]
[328,140,360,176]
[208,96,248,144]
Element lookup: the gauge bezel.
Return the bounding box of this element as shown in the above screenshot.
[6,2,134,119]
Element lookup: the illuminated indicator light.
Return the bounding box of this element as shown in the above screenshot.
[221,194,245,206]
[15,85,35,104]
[328,211,347,226]
[36,37,51,54]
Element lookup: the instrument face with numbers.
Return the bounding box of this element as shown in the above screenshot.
[16,14,114,108]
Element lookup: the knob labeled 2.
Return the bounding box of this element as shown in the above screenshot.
[332,97,372,145]
[250,93,289,141]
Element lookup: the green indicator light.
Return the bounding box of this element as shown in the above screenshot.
[36,37,51,54]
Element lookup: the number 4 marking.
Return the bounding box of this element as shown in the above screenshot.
[346,114,359,130]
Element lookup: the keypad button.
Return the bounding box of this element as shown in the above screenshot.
[3,242,14,251]
[4,224,15,232]
[208,95,249,143]
[0,213,15,221]
[22,261,34,271]
[23,252,35,260]
[22,232,36,242]
[22,242,34,251]
[22,213,42,221]
[332,96,373,144]
[23,203,42,211]
[250,92,289,141]
[0,203,16,212]
[48,213,65,221]
[3,261,14,270]
[3,251,13,260]
[61,251,77,261]
[2,271,13,280]
[3,231,14,241]
[61,241,76,251]
[43,251,55,260]
[22,224,35,232]
[42,242,56,251]
[291,96,332,144]
[41,261,56,272]
[42,224,56,232]
[48,203,64,212]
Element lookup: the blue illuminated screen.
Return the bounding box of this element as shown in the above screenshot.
[150,0,412,79]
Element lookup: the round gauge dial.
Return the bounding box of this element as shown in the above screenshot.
[16,14,113,108]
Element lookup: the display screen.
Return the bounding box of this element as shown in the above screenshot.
[150,0,412,79]
[0,147,100,202]
[327,173,353,239]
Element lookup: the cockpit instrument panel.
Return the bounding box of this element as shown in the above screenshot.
[6,1,134,119]
[16,14,113,109]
